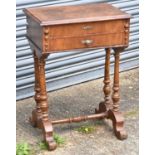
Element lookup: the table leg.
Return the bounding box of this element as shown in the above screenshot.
[38,56,57,151]
[108,48,127,140]
[30,50,42,128]
[95,48,112,114]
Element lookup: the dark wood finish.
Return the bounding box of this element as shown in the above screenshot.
[24,3,130,53]
[39,56,57,150]
[112,48,121,112]
[24,3,130,26]
[24,3,130,151]
[48,20,124,38]
[29,50,42,129]
[48,33,124,52]
[95,48,112,114]
[26,18,130,53]
[52,112,108,125]
[103,48,112,109]
[27,17,43,50]
[109,47,127,140]
[30,53,57,150]
[108,109,128,140]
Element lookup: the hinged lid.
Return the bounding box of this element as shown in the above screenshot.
[24,3,130,26]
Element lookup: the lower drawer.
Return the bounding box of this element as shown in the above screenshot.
[46,33,124,52]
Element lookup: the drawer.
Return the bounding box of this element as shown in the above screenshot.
[48,20,124,38]
[46,33,124,52]
[25,3,130,54]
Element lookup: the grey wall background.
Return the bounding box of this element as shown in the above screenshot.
[16,0,139,100]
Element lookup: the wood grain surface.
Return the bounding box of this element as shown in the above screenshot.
[24,3,130,26]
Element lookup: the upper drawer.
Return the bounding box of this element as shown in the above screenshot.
[42,19,130,52]
[48,20,124,38]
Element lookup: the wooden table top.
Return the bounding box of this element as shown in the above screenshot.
[24,3,130,26]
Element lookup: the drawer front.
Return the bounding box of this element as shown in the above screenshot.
[48,20,124,38]
[47,33,124,52]
[42,19,130,52]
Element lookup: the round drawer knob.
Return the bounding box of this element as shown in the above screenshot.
[83,25,93,30]
[81,39,93,45]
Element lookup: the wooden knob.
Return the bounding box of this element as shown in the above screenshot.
[44,29,49,34]
[124,23,129,28]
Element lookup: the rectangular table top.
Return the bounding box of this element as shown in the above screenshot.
[24,3,130,26]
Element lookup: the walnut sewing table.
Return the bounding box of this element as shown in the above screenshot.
[24,3,130,151]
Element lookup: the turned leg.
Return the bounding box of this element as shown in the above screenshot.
[38,56,57,151]
[95,48,112,114]
[30,50,42,128]
[108,48,127,140]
